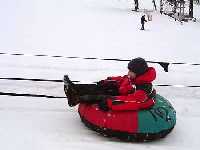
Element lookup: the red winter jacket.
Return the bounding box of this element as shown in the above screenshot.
[106,67,156,111]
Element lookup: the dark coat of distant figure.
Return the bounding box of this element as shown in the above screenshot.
[141,15,147,30]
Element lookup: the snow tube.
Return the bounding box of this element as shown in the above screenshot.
[78,94,176,142]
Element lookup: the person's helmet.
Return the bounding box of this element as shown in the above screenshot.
[128,57,148,76]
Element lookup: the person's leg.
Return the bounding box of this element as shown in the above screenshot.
[64,83,109,106]
[64,75,118,106]
[141,23,144,30]
[64,75,108,106]
[74,83,119,96]
[78,94,109,104]
[73,84,105,95]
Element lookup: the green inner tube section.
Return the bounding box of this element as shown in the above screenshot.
[138,94,176,133]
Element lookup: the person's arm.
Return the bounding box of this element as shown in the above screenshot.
[97,75,127,88]
[107,90,148,111]
[107,84,154,111]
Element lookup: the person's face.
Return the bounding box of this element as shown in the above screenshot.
[128,70,136,79]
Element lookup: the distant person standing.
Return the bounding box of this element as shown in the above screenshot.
[141,15,147,30]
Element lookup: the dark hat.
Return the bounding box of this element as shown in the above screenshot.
[128,57,148,75]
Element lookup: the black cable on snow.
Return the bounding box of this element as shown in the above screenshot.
[1,77,200,88]
[0,77,79,83]
[0,91,66,98]
[155,84,200,88]
[4,51,200,72]
[0,77,63,82]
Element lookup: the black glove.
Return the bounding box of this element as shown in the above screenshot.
[97,79,117,88]
[97,80,118,95]
[98,99,109,111]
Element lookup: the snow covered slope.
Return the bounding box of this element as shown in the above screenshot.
[0,0,200,150]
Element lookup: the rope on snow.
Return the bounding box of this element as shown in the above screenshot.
[0,91,65,98]
[0,52,200,72]
[0,77,63,83]
[3,52,200,72]
[1,84,200,99]
[0,77,79,83]
[0,77,200,88]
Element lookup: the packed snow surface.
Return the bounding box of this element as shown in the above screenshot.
[0,0,200,150]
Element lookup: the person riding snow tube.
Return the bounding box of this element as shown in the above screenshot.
[64,57,176,142]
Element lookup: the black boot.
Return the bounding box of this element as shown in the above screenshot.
[64,75,80,107]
